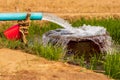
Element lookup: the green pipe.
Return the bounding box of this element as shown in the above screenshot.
[0,13,43,21]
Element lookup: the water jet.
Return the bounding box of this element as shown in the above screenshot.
[0,12,112,58]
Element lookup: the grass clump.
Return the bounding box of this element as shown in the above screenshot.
[104,53,120,79]
[29,21,61,37]
[68,52,120,79]
[0,37,25,49]
[31,43,63,60]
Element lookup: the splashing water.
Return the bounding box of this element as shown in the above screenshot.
[42,13,112,52]
[42,13,73,30]
[42,13,107,36]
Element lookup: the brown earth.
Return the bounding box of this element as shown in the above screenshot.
[0,48,110,80]
[0,0,120,19]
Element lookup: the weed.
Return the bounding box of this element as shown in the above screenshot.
[104,53,120,79]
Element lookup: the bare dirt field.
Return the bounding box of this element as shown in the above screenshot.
[0,0,120,19]
[0,0,117,80]
[0,48,109,80]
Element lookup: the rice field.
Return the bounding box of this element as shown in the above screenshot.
[0,18,120,79]
[1,0,120,19]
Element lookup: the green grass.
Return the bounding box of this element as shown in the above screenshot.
[30,43,64,60]
[71,52,120,79]
[104,53,120,79]
[0,21,64,60]
[29,21,61,37]
[0,18,120,79]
